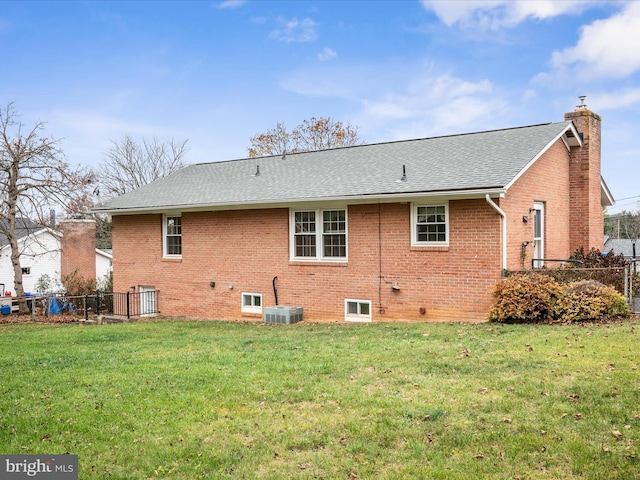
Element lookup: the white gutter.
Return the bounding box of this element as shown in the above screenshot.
[95,188,508,216]
[486,194,507,272]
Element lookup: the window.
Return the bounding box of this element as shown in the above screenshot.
[21,267,31,275]
[345,299,372,322]
[242,293,262,314]
[533,202,544,268]
[291,208,347,261]
[323,210,346,257]
[412,203,449,245]
[163,214,182,257]
[294,211,316,257]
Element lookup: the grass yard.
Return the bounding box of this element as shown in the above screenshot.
[0,319,639,479]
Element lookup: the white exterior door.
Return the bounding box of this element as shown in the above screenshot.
[139,285,156,316]
[533,202,544,268]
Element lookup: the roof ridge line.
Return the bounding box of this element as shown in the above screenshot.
[193,121,565,166]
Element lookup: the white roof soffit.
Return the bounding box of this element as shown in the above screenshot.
[562,122,583,148]
[601,176,615,208]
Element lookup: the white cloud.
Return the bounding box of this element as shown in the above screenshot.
[215,0,247,9]
[421,0,593,29]
[359,73,508,139]
[268,17,317,43]
[278,58,510,139]
[317,47,337,62]
[588,88,640,111]
[550,2,640,79]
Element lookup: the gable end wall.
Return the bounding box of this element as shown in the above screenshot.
[502,138,572,269]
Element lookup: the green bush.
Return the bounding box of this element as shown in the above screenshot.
[489,276,631,323]
[558,280,630,323]
[488,274,563,323]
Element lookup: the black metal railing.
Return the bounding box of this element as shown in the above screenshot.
[7,290,160,321]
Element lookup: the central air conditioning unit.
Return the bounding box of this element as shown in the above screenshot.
[263,306,303,324]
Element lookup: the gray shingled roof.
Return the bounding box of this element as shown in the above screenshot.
[94,121,574,214]
[0,218,47,248]
[604,238,639,258]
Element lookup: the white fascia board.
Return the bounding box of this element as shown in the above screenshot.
[0,227,60,255]
[601,176,615,207]
[96,249,113,260]
[104,188,508,216]
[503,124,578,193]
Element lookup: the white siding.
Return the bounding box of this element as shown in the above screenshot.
[0,230,61,294]
[96,250,113,287]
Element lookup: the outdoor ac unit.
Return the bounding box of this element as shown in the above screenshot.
[263,306,303,324]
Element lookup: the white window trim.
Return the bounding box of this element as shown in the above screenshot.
[411,202,449,246]
[241,292,262,314]
[163,214,182,258]
[289,207,348,262]
[533,201,544,268]
[345,299,372,322]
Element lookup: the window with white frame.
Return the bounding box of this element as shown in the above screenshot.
[412,203,449,245]
[291,208,347,261]
[345,299,372,322]
[163,214,182,257]
[242,293,262,314]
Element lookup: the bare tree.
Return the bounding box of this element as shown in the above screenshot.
[92,135,188,250]
[96,135,189,198]
[618,210,640,242]
[0,102,94,311]
[248,117,362,157]
[608,209,640,241]
[618,210,640,264]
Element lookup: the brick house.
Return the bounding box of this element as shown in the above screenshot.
[95,106,613,322]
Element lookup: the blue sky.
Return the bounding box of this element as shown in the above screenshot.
[1,0,639,213]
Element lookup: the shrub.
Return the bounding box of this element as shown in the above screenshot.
[557,280,630,323]
[489,276,631,323]
[568,246,639,296]
[61,270,96,296]
[97,270,113,292]
[488,274,563,323]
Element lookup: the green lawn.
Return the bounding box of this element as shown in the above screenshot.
[0,319,639,479]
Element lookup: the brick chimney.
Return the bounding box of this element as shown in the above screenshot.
[60,219,96,283]
[565,101,604,252]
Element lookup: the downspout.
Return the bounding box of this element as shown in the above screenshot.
[486,194,507,274]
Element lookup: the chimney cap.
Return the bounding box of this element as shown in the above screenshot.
[577,95,587,109]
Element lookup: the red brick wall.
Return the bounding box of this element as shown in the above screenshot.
[565,108,604,251]
[60,220,96,283]
[112,200,502,323]
[502,139,572,269]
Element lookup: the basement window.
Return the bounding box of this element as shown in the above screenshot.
[345,299,371,322]
[242,293,262,314]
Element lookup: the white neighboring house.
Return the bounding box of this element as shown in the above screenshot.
[0,218,112,294]
[96,249,113,288]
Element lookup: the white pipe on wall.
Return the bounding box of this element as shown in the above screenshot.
[486,194,507,272]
